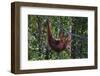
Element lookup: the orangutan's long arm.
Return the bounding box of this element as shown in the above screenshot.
[47,18,52,39]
